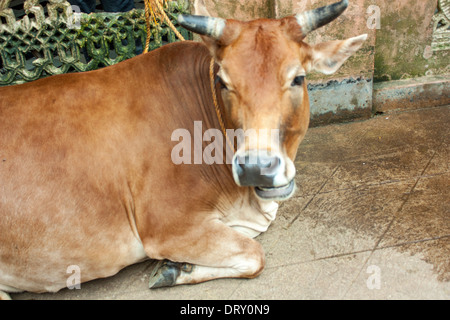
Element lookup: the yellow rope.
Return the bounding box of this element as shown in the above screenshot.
[209,58,235,154]
[154,0,186,42]
[143,0,152,53]
[143,0,185,53]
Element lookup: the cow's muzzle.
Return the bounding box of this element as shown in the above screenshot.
[232,150,296,200]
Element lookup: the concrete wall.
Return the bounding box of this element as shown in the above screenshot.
[187,0,449,124]
[371,0,450,113]
[191,0,273,20]
[374,0,449,82]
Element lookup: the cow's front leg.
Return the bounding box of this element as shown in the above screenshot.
[148,257,263,289]
[146,222,265,288]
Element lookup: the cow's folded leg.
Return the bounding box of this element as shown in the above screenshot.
[149,259,264,289]
[146,222,265,288]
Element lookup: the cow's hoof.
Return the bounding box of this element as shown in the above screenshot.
[148,260,181,289]
[0,291,11,300]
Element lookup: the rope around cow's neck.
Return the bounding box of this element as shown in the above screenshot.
[209,58,235,154]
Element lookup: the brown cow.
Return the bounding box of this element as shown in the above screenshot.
[0,0,365,298]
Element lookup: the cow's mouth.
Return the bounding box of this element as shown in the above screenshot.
[254,180,295,201]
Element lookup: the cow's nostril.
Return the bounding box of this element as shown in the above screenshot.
[234,155,245,175]
[260,156,281,176]
[235,155,246,168]
[256,156,282,179]
[259,157,273,168]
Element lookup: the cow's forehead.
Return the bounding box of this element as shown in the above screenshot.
[219,21,303,83]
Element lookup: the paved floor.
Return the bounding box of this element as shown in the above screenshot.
[13,105,449,300]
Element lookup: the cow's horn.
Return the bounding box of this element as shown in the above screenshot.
[295,0,349,36]
[178,14,226,40]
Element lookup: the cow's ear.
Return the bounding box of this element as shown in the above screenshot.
[308,34,367,75]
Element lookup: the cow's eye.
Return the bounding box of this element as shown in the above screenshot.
[216,76,228,90]
[291,76,305,87]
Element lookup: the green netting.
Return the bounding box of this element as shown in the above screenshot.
[0,0,192,86]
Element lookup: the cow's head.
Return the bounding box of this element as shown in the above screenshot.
[178,0,366,201]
